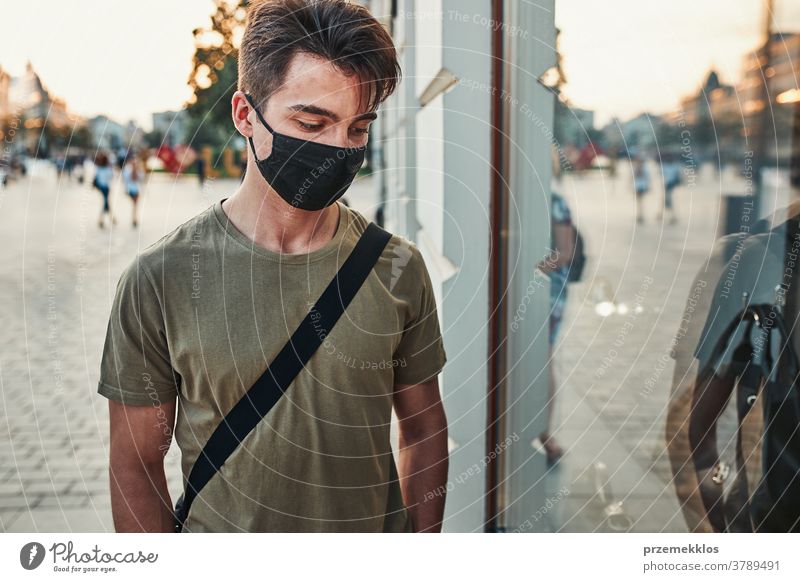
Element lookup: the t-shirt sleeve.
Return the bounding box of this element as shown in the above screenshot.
[393,247,448,385]
[97,259,180,406]
[693,235,781,375]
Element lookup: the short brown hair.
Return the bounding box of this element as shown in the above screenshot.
[238,0,400,112]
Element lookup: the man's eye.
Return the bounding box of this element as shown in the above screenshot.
[297,121,323,131]
[351,127,370,136]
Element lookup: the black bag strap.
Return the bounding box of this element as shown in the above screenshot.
[173,222,392,531]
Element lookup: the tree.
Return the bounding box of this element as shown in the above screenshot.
[184,0,248,149]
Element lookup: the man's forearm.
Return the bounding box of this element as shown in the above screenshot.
[397,426,449,533]
[109,460,174,532]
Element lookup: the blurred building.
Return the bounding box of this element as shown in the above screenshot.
[125,120,146,151]
[556,106,595,148]
[741,32,800,112]
[746,32,800,162]
[0,66,12,148]
[0,62,86,154]
[88,115,127,151]
[0,66,11,119]
[600,112,665,154]
[624,112,663,150]
[679,70,736,126]
[676,32,800,164]
[152,109,188,146]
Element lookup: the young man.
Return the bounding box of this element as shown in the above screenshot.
[98,0,449,533]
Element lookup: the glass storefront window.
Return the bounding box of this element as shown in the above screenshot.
[549,0,800,532]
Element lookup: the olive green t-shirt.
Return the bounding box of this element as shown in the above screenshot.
[97,200,447,532]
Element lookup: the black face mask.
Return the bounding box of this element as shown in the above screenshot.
[245,93,366,212]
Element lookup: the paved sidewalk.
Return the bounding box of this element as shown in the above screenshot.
[0,165,379,532]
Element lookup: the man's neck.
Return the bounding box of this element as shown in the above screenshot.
[221,171,341,255]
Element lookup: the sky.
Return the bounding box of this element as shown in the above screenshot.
[1,1,799,130]
[556,0,800,126]
[0,0,215,130]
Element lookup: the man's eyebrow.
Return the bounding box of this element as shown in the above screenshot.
[353,112,378,123]
[288,104,340,121]
[288,105,378,124]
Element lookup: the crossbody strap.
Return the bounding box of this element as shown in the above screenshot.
[174,221,392,531]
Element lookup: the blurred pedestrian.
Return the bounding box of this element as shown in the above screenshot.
[535,189,581,465]
[660,153,682,225]
[64,156,75,180]
[122,156,142,227]
[633,154,650,224]
[93,152,115,228]
[54,155,67,178]
[116,147,128,170]
[196,157,206,188]
[74,155,86,184]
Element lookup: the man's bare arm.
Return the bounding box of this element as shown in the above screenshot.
[538,223,576,273]
[108,398,176,532]
[393,377,449,532]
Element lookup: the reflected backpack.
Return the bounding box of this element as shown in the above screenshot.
[695,225,800,532]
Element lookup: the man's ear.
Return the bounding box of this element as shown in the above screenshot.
[231,91,255,138]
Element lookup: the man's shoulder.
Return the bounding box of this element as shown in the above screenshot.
[120,204,217,283]
[727,231,781,290]
[343,204,418,255]
[341,205,429,286]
